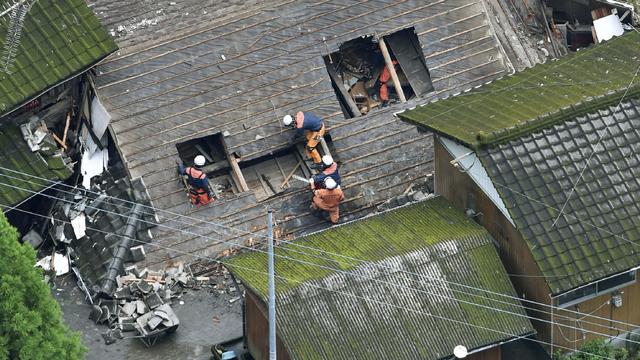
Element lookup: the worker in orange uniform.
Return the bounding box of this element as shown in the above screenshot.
[379,59,399,107]
[283,111,325,170]
[309,155,341,189]
[178,155,213,207]
[310,177,344,224]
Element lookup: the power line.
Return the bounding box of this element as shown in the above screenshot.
[1,167,639,334]
[1,178,639,345]
[0,203,620,360]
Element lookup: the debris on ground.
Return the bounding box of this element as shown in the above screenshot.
[35,252,70,276]
[85,261,239,347]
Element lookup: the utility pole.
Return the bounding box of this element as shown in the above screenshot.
[267,210,276,360]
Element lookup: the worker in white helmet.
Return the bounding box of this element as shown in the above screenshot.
[310,177,344,224]
[309,155,341,189]
[283,111,326,170]
[178,155,213,206]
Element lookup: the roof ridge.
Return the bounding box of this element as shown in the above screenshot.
[397,31,640,149]
[480,83,640,146]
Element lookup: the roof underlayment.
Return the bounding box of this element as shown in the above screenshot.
[228,197,534,360]
[92,0,535,266]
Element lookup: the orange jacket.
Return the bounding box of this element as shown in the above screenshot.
[313,187,344,208]
[379,60,399,84]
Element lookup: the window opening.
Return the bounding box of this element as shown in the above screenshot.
[557,269,636,307]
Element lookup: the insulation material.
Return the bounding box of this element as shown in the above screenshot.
[91,96,111,139]
[81,148,109,189]
[71,213,87,239]
[36,253,69,276]
[594,14,624,42]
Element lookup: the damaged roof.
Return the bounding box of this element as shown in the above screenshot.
[0,0,117,116]
[92,0,531,265]
[0,123,72,205]
[228,197,534,360]
[479,98,640,295]
[398,31,640,149]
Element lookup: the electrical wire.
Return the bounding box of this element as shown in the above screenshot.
[0,202,619,360]
[1,178,640,347]
[1,167,639,335]
[0,168,623,329]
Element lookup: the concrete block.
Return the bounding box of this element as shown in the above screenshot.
[136,280,152,294]
[136,300,147,315]
[121,302,136,316]
[129,245,146,262]
[118,316,136,332]
[144,291,163,309]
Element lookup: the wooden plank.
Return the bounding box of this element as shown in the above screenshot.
[378,37,407,103]
[280,160,302,189]
[229,155,249,192]
[323,57,360,118]
[62,111,71,145]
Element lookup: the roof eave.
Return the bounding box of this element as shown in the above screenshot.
[0,49,118,120]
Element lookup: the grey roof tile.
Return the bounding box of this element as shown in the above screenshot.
[480,98,640,294]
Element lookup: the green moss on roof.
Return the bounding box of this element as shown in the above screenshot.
[398,31,640,149]
[228,197,494,296]
[0,123,72,206]
[227,197,534,360]
[0,0,117,116]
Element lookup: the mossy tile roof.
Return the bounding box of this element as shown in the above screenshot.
[0,0,117,116]
[0,123,72,206]
[479,98,640,295]
[228,197,534,360]
[398,31,640,149]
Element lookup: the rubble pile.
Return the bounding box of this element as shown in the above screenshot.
[90,263,195,346]
[89,261,241,347]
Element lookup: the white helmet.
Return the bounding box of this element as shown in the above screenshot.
[322,155,333,167]
[324,177,337,190]
[194,155,206,167]
[282,114,293,126]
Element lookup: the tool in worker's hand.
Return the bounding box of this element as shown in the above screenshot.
[291,175,311,184]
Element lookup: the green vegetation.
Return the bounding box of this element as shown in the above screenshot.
[227,197,492,296]
[0,212,85,360]
[554,339,639,360]
[0,0,117,115]
[398,31,640,149]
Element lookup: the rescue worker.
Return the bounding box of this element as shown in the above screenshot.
[378,59,400,107]
[309,155,340,189]
[283,111,325,169]
[310,177,344,224]
[178,155,213,206]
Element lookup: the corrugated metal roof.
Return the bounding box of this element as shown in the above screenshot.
[479,98,640,294]
[228,197,534,359]
[0,0,117,116]
[398,31,640,149]
[0,123,72,206]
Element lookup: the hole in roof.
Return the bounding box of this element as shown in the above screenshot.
[323,27,433,118]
